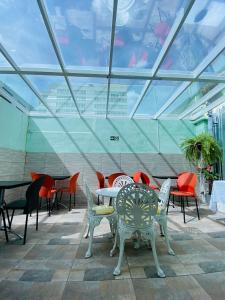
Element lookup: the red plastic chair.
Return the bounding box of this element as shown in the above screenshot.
[108,172,127,187]
[30,172,56,216]
[133,171,159,190]
[96,171,106,205]
[58,172,80,211]
[169,172,200,223]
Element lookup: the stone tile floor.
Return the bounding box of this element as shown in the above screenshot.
[0,203,225,299]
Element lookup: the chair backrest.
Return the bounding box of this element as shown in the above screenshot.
[96,171,105,189]
[133,171,150,185]
[158,178,171,210]
[108,172,127,187]
[141,172,150,185]
[112,175,134,188]
[177,172,197,194]
[25,176,45,214]
[31,173,55,198]
[133,171,142,183]
[116,183,158,230]
[69,172,80,192]
[85,182,94,212]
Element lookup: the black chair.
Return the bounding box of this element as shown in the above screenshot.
[4,176,45,244]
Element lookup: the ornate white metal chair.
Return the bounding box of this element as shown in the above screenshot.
[110,183,165,277]
[112,175,134,188]
[155,178,175,255]
[84,182,117,258]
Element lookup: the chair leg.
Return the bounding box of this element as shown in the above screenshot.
[186,198,189,207]
[73,193,76,207]
[110,229,118,257]
[46,198,49,214]
[109,197,112,206]
[5,205,10,227]
[85,223,96,258]
[97,195,100,205]
[69,194,72,211]
[23,213,29,245]
[181,197,186,223]
[161,219,175,255]
[150,234,165,278]
[1,208,9,242]
[166,196,170,215]
[83,224,89,238]
[48,199,51,216]
[113,235,126,276]
[195,198,200,220]
[36,207,39,231]
[9,209,15,229]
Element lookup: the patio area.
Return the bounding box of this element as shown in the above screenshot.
[1,0,225,299]
[0,203,225,300]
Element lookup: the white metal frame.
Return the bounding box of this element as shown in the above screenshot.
[0,0,225,120]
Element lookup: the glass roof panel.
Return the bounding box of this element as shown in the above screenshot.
[134,80,182,117]
[108,79,146,116]
[28,75,78,114]
[162,81,217,117]
[112,0,188,71]
[160,0,225,72]
[0,74,39,109]
[201,50,225,77]
[0,52,12,68]
[44,0,113,70]
[68,77,108,115]
[0,0,60,69]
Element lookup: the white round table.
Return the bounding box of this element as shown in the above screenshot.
[96,187,121,198]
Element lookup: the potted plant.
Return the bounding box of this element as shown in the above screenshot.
[180,132,222,202]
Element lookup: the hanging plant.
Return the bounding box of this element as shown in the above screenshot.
[180,132,222,200]
[180,132,222,168]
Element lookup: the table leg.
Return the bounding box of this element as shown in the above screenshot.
[0,189,8,242]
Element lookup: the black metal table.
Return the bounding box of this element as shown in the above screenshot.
[152,175,178,179]
[0,181,31,241]
[52,175,70,180]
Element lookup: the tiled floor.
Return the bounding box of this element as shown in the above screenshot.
[0,203,225,299]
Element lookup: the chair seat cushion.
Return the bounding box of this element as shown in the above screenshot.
[170,191,195,197]
[149,184,159,190]
[5,199,26,209]
[92,205,114,215]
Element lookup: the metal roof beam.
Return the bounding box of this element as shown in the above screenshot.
[154,35,225,119]
[106,0,118,118]
[129,0,196,118]
[179,83,225,119]
[37,0,81,116]
[191,95,225,121]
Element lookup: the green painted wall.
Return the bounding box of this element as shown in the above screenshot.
[0,97,28,151]
[26,116,195,154]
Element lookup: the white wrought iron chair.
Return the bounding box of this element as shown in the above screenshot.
[112,175,134,187]
[110,183,165,277]
[84,182,117,258]
[155,178,175,255]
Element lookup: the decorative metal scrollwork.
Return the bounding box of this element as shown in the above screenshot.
[116,183,158,229]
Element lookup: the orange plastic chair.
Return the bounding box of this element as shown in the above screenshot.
[58,172,80,211]
[30,172,56,216]
[96,171,106,205]
[108,172,127,187]
[133,171,159,190]
[169,172,200,223]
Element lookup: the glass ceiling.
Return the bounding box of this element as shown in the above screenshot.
[0,0,225,120]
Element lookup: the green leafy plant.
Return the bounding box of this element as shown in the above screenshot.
[202,169,219,181]
[180,133,222,167]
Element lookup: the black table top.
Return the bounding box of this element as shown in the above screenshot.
[152,175,178,179]
[0,181,31,189]
[52,175,70,180]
